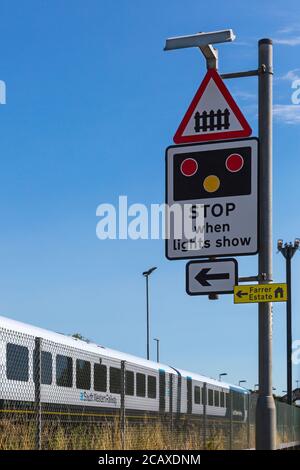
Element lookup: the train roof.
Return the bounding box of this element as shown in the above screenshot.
[0,315,175,373]
[0,315,248,393]
[175,367,230,390]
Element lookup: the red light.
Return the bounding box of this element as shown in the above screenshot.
[226,153,244,173]
[180,158,198,177]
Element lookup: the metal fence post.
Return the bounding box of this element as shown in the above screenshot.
[34,337,42,450]
[229,391,233,450]
[293,404,296,443]
[120,360,126,450]
[291,404,294,444]
[247,394,251,449]
[203,382,207,449]
[170,374,174,447]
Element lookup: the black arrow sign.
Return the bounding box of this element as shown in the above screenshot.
[195,268,230,287]
[236,290,248,298]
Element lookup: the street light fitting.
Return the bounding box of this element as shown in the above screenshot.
[142,267,157,277]
[164,29,235,51]
[219,372,228,381]
[277,239,299,259]
[277,239,283,251]
[164,29,235,70]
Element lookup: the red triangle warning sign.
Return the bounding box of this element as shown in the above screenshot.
[173,69,252,144]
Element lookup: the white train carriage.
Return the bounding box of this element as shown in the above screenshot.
[174,368,230,418]
[0,315,249,421]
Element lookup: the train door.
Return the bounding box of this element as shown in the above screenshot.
[159,370,165,413]
[187,377,192,414]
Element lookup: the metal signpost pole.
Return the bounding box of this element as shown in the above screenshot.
[256,38,276,450]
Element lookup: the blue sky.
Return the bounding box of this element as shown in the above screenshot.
[0,0,300,393]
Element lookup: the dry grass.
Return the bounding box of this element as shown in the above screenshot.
[0,416,251,450]
[1,417,298,449]
[0,420,36,450]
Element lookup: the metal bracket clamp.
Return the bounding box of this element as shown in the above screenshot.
[258,272,273,282]
[259,64,274,75]
[208,256,219,299]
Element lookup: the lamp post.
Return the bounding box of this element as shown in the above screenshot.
[219,373,227,382]
[239,380,247,387]
[153,338,160,363]
[277,239,300,404]
[142,267,157,360]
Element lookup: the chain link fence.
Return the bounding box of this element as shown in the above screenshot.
[0,323,299,450]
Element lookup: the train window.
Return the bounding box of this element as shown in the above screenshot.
[126,370,134,396]
[136,373,146,397]
[42,351,52,385]
[33,349,52,385]
[56,355,73,387]
[94,364,107,392]
[41,351,52,385]
[76,359,91,390]
[220,391,225,407]
[110,367,121,394]
[208,389,214,406]
[148,375,156,399]
[6,343,29,382]
[194,386,201,404]
[214,390,220,407]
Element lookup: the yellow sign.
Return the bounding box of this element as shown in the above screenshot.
[234,283,287,304]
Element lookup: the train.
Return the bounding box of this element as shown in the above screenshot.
[0,315,249,422]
